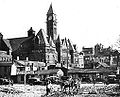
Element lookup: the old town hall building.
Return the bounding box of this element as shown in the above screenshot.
[8,4,59,68]
[0,4,80,78]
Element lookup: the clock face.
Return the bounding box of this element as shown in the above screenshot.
[48,16,52,20]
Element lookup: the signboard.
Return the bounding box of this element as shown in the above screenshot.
[17,71,34,75]
[0,56,12,63]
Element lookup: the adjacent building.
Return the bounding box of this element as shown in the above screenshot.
[0,33,12,78]
[82,47,94,69]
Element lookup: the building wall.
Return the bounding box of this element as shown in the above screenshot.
[82,47,94,69]
[0,36,9,54]
[78,53,84,68]
[0,51,12,78]
[61,46,71,68]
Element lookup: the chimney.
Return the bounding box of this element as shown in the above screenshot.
[27,27,35,37]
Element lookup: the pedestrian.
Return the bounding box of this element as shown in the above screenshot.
[46,80,50,95]
[74,79,79,92]
[93,78,96,85]
[79,78,82,88]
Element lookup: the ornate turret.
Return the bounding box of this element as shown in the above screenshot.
[27,27,35,37]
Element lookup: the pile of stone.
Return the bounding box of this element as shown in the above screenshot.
[42,84,120,97]
[0,86,24,94]
[0,85,47,97]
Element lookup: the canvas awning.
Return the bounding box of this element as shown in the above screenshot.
[36,69,63,76]
[96,62,110,68]
[68,68,114,74]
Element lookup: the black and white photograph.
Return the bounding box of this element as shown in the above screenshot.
[0,0,120,97]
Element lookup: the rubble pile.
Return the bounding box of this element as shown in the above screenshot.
[0,85,46,97]
[43,84,120,97]
[0,84,120,97]
[0,86,24,94]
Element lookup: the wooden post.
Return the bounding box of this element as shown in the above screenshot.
[24,57,28,85]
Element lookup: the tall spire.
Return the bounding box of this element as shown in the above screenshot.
[47,3,53,15]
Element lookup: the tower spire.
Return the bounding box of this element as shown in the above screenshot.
[47,3,53,15]
[47,3,57,42]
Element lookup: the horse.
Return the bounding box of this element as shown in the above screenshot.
[62,80,71,93]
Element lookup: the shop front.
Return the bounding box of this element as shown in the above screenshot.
[0,51,12,78]
[68,68,115,80]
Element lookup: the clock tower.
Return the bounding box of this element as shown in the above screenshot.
[47,4,57,42]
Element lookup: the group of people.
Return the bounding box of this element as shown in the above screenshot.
[62,76,81,93]
[45,76,82,95]
[0,77,13,85]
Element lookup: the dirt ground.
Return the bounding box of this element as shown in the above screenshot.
[0,84,120,97]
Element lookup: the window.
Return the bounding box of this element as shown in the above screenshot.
[21,75,24,81]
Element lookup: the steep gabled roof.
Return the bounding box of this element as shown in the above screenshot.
[36,29,49,46]
[68,39,74,51]
[61,38,67,49]
[3,39,12,50]
[7,36,33,52]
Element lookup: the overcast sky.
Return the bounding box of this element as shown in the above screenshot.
[0,0,120,51]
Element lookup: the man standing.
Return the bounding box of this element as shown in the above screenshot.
[46,80,51,95]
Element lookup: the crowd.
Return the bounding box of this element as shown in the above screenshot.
[44,75,120,96]
[45,76,85,95]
